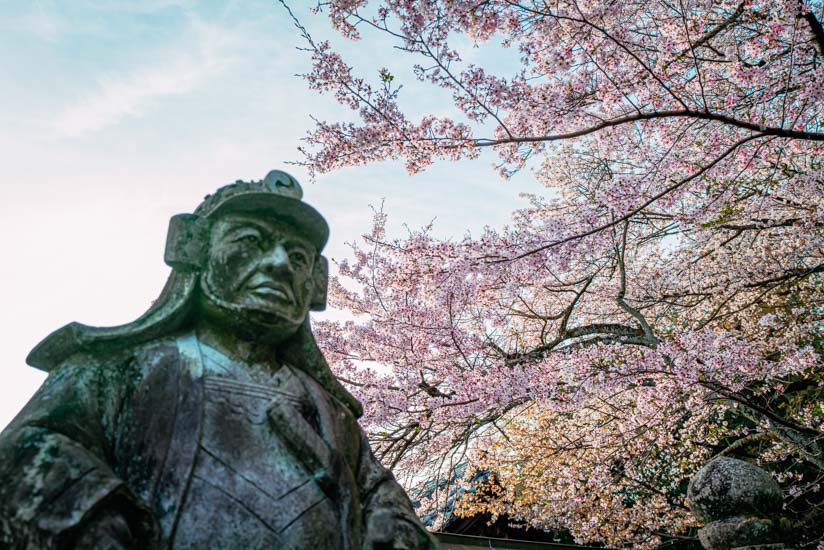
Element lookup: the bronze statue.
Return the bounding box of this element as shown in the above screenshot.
[0,171,438,549]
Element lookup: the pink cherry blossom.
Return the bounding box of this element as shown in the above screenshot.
[287,0,824,545]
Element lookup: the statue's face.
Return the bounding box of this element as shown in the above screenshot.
[203,212,318,334]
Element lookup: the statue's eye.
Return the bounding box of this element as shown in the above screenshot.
[234,234,261,246]
[288,250,308,267]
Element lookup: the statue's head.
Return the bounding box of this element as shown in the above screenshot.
[164,170,329,343]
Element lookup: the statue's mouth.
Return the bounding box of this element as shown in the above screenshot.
[247,280,294,303]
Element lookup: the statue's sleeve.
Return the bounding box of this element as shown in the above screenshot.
[0,357,156,548]
[356,430,439,549]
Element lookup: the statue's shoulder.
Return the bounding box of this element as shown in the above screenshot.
[47,332,189,381]
[128,333,188,367]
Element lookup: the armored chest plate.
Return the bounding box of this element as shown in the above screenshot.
[170,351,342,549]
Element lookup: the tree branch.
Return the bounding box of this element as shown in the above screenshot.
[468,109,824,148]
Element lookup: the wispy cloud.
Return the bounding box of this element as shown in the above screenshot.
[89,0,196,13]
[2,9,68,43]
[52,18,234,138]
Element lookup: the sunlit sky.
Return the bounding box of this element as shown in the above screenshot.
[0,0,540,430]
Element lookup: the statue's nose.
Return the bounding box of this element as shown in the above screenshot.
[260,244,291,274]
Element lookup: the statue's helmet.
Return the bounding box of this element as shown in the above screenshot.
[27,170,362,416]
[196,170,327,241]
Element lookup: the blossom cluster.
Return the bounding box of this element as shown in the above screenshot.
[294,0,824,545]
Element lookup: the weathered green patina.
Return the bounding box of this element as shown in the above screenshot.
[0,170,438,549]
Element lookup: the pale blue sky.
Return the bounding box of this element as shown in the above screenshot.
[0,0,539,429]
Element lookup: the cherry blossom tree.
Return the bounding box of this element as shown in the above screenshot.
[285,0,824,546]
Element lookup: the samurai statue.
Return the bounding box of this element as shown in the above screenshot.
[0,170,438,550]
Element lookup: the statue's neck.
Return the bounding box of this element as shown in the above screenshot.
[194,320,281,371]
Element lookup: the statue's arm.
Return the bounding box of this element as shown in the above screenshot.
[0,358,156,549]
[356,431,439,550]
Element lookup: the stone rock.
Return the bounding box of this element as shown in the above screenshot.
[688,457,782,524]
[697,516,781,550]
